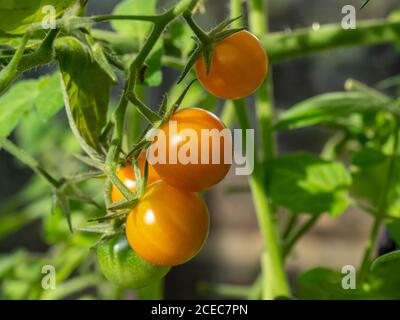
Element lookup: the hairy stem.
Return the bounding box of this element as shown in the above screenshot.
[266,20,400,62]
[247,0,289,299]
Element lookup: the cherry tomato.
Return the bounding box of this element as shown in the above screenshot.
[111,152,160,203]
[97,235,170,289]
[150,107,232,192]
[195,30,268,100]
[125,181,209,266]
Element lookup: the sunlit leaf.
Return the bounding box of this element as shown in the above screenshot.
[111,0,156,42]
[0,0,78,35]
[266,153,352,216]
[0,73,63,138]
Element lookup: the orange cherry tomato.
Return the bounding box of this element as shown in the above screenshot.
[150,107,232,192]
[111,152,160,203]
[125,181,209,266]
[195,30,268,100]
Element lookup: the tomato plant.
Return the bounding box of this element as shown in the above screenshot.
[0,0,400,302]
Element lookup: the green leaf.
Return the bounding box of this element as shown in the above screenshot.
[266,153,352,216]
[35,73,64,118]
[0,73,63,138]
[298,268,369,300]
[111,0,156,42]
[275,92,387,131]
[298,266,400,300]
[57,36,110,151]
[352,147,386,167]
[351,148,400,218]
[0,0,78,35]
[368,250,400,299]
[370,250,400,273]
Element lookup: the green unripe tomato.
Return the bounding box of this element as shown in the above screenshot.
[97,235,171,289]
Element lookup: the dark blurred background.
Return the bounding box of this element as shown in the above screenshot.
[1,0,399,299]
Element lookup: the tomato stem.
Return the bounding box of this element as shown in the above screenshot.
[91,15,158,23]
[183,12,210,45]
[282,214,320,259]
[0,32,29,92]
[247,0,290,299]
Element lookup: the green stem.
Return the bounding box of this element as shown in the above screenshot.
[265,20,400,62]
[91,15,158,23]
[106,0,199,167]
[358,116,400,282]
[0,29,60,95]
[220,102,236,128]
[230,0,243,28]
[249,170,289,299]
[0,32,29,92]
[283,214,320,258]
[249,0,274,164]
[282,213,298,240]
[95,19,400,65]
[246,0,289,299]
[183,12,210,44]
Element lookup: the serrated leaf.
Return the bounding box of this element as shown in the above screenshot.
[57,36,110,151]
[0,73,63,138]
[0,0,78,35]
[275,92,388,131]
[111,0,156,42]
[266,153,352,216]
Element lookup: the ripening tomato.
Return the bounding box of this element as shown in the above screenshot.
[195,30,268,100]
[97,235,170,289]
[125,181,209,266]
[149,108,232,192]
[111,152,160,203]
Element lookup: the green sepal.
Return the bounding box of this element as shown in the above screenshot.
[209,16,243,36]
[214,28,246,42]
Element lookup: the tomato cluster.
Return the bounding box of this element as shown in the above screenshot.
[97,30,268,289]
